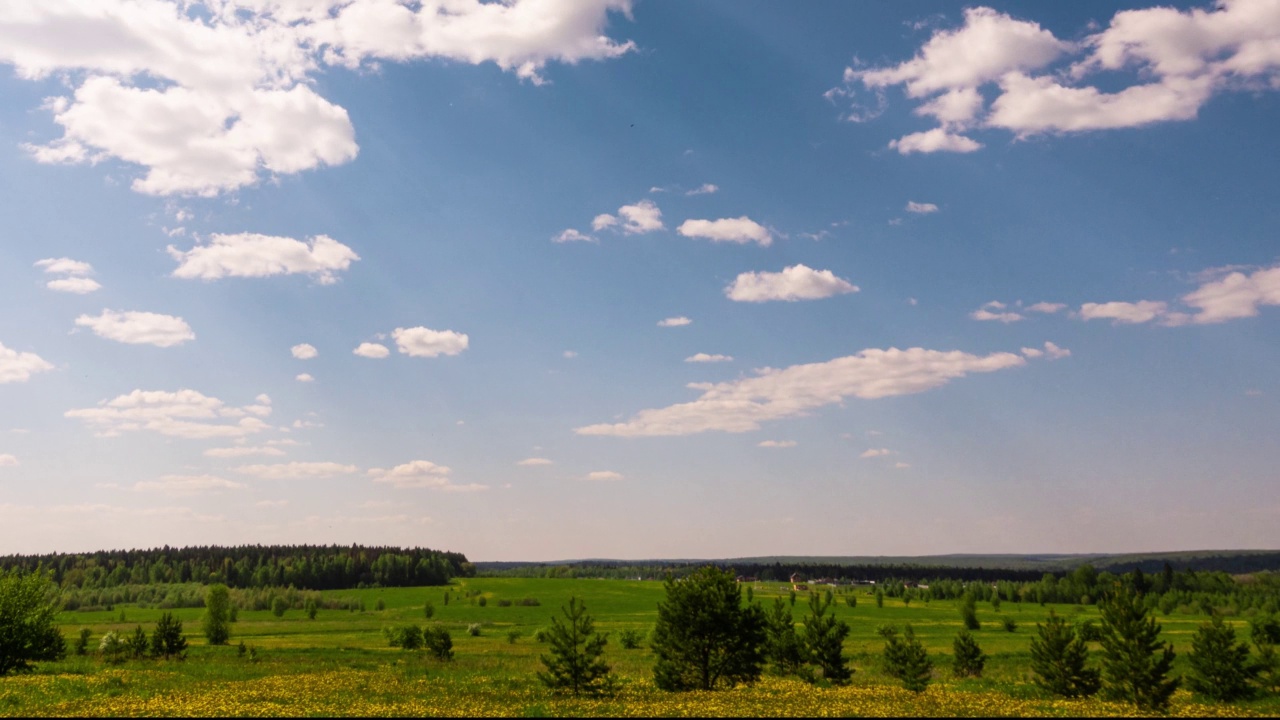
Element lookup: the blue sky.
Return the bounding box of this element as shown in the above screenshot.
[1,0,1278,560]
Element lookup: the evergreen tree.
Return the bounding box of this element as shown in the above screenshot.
[1187,614,1259,701]
[651,566,766,691]
[537,597,613,696]
[150,612,188,660]
[763,598,805,676]
[1098,588,1178,712]
[305,598,318,620]
[125,625,149,659]
[959,594,981,631]
[952,629,986,678]
[880,624,932,692]
[802,590,852,685]
[203,584,231,645]
[1029,610,1100,698]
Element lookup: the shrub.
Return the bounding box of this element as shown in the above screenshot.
[74,628,93,656]
[98,631,126,664]
[424,627,453,661]
[506,629,522,644]
[517,598,541,607]
[1187,614,1259,701]
[467,623,482,637]
[384,624,423,650]
[1029,610,1099,698]
[305,598,318,620]
[376,598,386,611]
[533,628,550,643]
[952,629,986,678]
[959,596,980,631]
[477,597,487,608]
[423,601,435,619]
[203,584,232,645]
[844,594,857,608]
[1001,616,1017,633]
[0,568,67,675]
[880,624,931,692]
[537,597,613,696]
[875,590,884,608]
[619,629,644,650]
[496,599,512,607]
[271,596,288,618]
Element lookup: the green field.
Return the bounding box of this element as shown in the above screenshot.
[3,578,1277,717]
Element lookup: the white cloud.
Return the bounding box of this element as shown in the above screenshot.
[970,301,1024,323]
[758,440,797,448]
[392,327,469,357]
[0,0,634,195]
[296,373,314,382]
[685,353,733,363]
[74,309,195,347]
[1179,264,1280,324]
[368,460,486,492]
[889,129,983,154]
[725,264,859,303]
[35,257,93,276]
[0,454,17,467]
[353,342,390,359]
[1043,341,1071,359]
[1078,300,1168,325]
[66,389,271,439]
[168,233,358,284]
[576,346,1030,437]
[860,448,892,458]
[616,199,664,234]
[235,461,358,480]
[1027,302,1066,314]
[591,214,618,231]
[203,445,285,458]
[563,350,578,359]
[586,470,623,481]
[134,474,245,495]
[517,457,553,466]
[553,228,595,243]
[0,342,54,384]
[905,201,939,214]
[677,217,773,247]
[686,183,719,195]
[47,277,103,294]
[844,2,1280,150]
[658,316,692,327]
[291,343,318,360]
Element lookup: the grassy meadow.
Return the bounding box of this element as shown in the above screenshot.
[3,577,1278,717]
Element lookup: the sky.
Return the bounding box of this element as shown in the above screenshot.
[1,0,1279,561]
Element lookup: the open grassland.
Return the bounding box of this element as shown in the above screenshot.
[4,578,1278,717]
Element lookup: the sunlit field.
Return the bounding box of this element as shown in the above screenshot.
[3,578,1277,717]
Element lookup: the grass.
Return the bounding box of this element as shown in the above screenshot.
[3,578,1277,717]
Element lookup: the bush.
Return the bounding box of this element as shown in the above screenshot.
[517,598,541,607]
[844,594,857,608]
[271,596,288,618]
[0,568,67,675]
[74,628,93,656]
[880,624,931,692]
[952,629,986,678]
[506,629,522,644]
[477,597,487,608]
[533,628,550,643]
[376,598,386,611]
[98,631,126,664]
[959,596,980,632]
[467,623,482,637]
[384,624,423,650]
[1001,616,1017,633]
[424,627,453,661]
[619,629,644,650]
[305,598,318,620]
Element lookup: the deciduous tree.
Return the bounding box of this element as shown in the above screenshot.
[0,568,66,675]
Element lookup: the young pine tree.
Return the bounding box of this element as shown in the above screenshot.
[150,612,188,660]
[1187,614,1260,701]
[537,597,613,696]
[803,590,852,685]
[952,629,986,678]
[1029,610,1100,698]
[651,566,766,691]
[1253,614,1280,693]
[959,594,981,631]
[125,625,149,660]
[763,598,805,677]
[1098,589,1179,712]
[880,624,932,692]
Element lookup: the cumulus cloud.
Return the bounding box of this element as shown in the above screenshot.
[353,342,390,359]
[291,343,317,359]
[860,448,892,458]
[586,470,623,481]
[517,457,553,466]
[970,301,1024,323]
[134,474,245,495]
[836,2,1280,152]
[37,257,101,293]
[47,277,103,294]
[66,389,271,439]
[553,228,595,243]
[677,217,773,247]
[0,454,17,467]
[576,346,1031,437]
[203,445,285,458]
[1027,302,1066,313]
[591,214,617,231]
[686,183,719,195]
[685,353,733,363]
[368,460,487,491]
[235,462,358,480]
[906,201,939,214]
[169,233,358,284]
[392,327,469,357]
[616,199,664,234]
[758,440,797,448]
[0,342,54,384]
[0,0,635,195]
[658,316,692,327]
[296,373,314,382]
[725,264,859,303]
[1079,263,1280,327]
[1078,300,1169,325]
[74,310,195,347]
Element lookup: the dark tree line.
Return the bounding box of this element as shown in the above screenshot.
[0,544,472,591]
[480,560,1049,584]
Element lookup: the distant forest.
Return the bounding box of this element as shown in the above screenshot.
[0,545,473,591]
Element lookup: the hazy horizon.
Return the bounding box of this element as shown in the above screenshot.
[2,0,1278,561]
